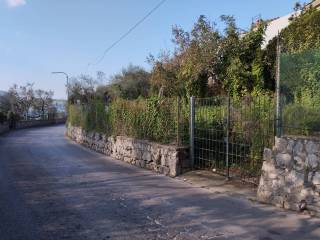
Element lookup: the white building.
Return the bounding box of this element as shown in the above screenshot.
[262,13,296,48]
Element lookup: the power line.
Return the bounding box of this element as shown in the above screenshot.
[88,0,168,67]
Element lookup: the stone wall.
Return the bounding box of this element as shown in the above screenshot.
[67,124,190,177]
[0,123,9,135]
[16,118,66,129]
[0,119,66,135]
[257,137,320,216]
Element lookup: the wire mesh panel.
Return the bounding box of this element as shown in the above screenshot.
[193,95,275,184]
[229,96,275,182]
[194,97,227,171]
[280,48,320,139]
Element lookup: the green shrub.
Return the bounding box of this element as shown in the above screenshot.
[68,97,188,145]
[109,97,181,144]
[283,103,320,136]
[68,99,109,134]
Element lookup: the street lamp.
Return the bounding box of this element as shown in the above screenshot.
[51,72,69,100]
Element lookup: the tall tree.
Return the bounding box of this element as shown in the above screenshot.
[8,83,35,119]
[33,89,54,118]
[149,15,266,97]
[68,75,97,104]
[107,64,150,100]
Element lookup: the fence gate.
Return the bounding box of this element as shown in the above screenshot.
[190,95,275,184]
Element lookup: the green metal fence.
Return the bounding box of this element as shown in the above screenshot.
[279,48,320,139]
[190,95,275,184]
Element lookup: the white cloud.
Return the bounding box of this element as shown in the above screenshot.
[5,0,26,8]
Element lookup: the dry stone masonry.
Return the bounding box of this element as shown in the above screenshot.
[15,118,66,129]
[0,119,66,135]
[67,124,190,177]
[257,137,320,216]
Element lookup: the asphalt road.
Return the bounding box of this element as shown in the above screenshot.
[1,125,320,240]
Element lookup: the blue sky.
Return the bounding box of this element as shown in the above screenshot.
[0,0,300,99]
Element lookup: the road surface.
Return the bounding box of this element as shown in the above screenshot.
[0,125,320,240]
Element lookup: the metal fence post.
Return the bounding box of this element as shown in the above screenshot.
[276,34,282,138]
[176,96,181,146]
[190,96,195,169]
[226,95,231,180]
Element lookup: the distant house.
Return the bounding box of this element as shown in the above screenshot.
[262,0,320,48]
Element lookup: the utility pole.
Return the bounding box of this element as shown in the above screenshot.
[190,96,195,169]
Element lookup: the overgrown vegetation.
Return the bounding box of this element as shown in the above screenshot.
[68,3,320,143]
[0,83,56,122]
[68,97,189,144]
[147,15,267,98]
[277,6,320,136]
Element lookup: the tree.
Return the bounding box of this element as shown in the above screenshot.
[68,75,97,104]
[0,91,11,115]
[149,15,267,97]
[8,83,35,119]
[147,51,182,97]
[33,90,54,118]
[222,18,266,95]
[175,15,222,97]
[107,64,150,100]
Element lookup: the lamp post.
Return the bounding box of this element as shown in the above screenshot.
[51,72,69,100]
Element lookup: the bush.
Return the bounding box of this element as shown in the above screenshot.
[283,103,320,136]
[68,99,109,133]
[68,97,188,145]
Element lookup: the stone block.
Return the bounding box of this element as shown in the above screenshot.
[262,161,279,179]
[293,141,304,156]
[162,166,170,176]
[276,153,293,169]
[283,200,299,211]
[306,141,320,155]
[263,148,273,162]
[306,154,319,170]
[271,196,285,208]
[285,171,304,187]
[123,157,132,164]
[257,184,273,202]
[287,139,295,153]
[151,149,161,165]
[274,137,288,153]
[300,188,315,202]
[161,154,167,166]
[169,158,179,177]
[312,172,320,185]
[293,156,305,172]
[271,179,283,191]
[142,152,152,162]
